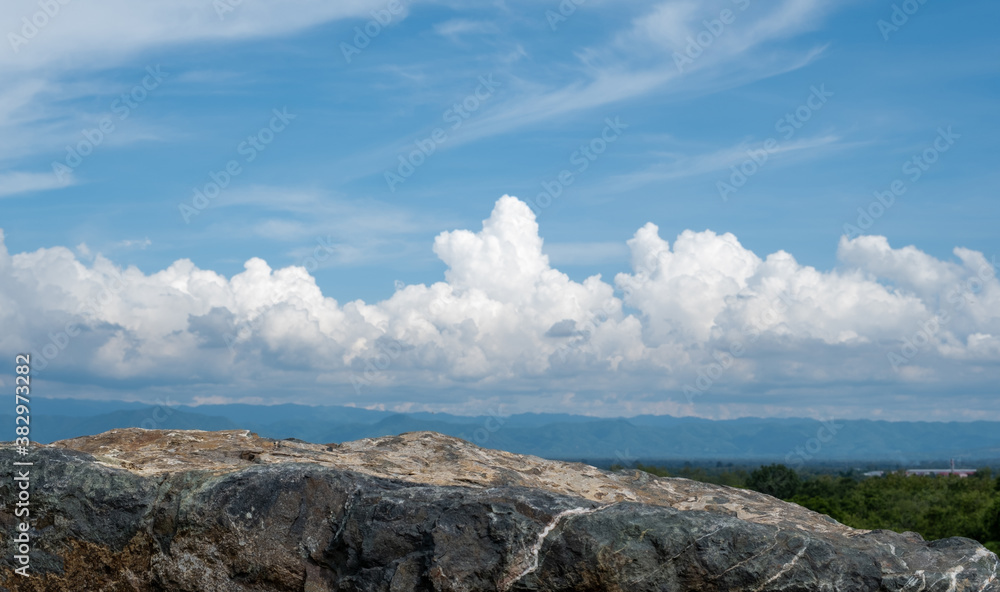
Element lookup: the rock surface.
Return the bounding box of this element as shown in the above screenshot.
[0,428,995,591]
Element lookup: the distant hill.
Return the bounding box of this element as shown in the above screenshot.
[13,397,1000,465]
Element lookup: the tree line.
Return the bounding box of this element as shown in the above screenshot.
[613,462,1000,553]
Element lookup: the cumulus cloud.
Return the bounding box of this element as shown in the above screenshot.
[1,196,998,418]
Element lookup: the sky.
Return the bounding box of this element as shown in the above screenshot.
[0,0,998,420]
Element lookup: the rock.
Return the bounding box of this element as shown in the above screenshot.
[0,429,995,591]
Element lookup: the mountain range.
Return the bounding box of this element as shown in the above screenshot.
[10,397,1000,465]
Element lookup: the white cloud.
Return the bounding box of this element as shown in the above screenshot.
[0,0,420,170]
[113,238,152,251]
[0,1,407,73]
[1,196,998,418]
[543,241,629,266]
[0,170,74,197]
[433,19,499,40]
[603,134,844,193]
[457,0,836,144]
[202,186,445,268]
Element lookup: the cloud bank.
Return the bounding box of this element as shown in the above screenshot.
[2,196,998,418]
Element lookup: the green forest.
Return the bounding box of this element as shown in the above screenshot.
[615,463,1000,553]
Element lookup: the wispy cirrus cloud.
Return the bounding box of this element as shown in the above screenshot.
[452,0,839,145]
[192,185,448,268]
[0,0,427,188]
[604,133,845,193]
[0,0,416,72]
[433,18,500,40]
[0,170,74,198]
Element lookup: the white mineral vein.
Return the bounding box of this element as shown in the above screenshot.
[975,547,999,592]
[500,505,610,590]
[755,541,809,591]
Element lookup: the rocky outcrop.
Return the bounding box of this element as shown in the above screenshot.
[0,429,997,591]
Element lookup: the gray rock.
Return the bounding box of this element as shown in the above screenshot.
[0,430,996,591]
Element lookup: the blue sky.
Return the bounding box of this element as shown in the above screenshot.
[1,0,998,420]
